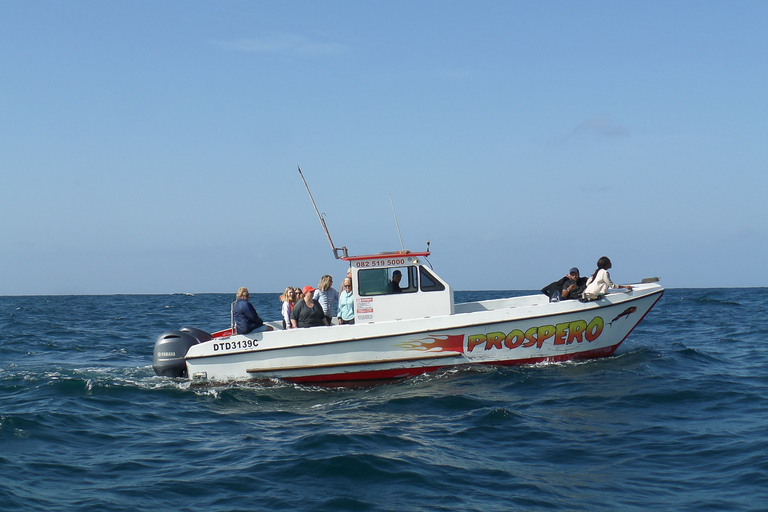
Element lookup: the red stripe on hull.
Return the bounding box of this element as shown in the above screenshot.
[278,342,622,385]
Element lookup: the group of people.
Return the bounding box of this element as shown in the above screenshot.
[541,256,633,303]
[281,272,356,328]
[233,270,356,334]
[272,271,355,331]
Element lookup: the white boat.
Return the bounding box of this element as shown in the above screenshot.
[153,249,664,385]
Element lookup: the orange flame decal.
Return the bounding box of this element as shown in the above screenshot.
[397,334,465,354]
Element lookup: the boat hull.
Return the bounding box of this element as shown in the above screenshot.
[184,284,663,384]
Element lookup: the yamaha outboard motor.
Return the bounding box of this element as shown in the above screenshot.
[153,326,213,378]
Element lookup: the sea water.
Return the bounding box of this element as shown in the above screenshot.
[1,289,766,511]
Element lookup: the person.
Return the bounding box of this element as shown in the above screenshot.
[337,277,355,324]
[388,270,403,293]
[313,275,339,324]
[541,267,588,302]
[280,286,295,329]
[583,256,633,298]
[232,287,272,334]
[291,285,329,328]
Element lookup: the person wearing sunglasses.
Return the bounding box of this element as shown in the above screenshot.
[337,278,355,325]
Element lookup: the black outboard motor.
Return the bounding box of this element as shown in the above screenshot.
[153,326,214,378]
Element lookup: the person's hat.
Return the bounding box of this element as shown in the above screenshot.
[392,270,402,276]
[569,267,580,275]
[302,285,315,294]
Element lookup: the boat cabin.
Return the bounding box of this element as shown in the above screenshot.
[344,251,454,323]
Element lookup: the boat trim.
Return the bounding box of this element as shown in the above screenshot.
[246,350,463,374]
[342,251,430,262]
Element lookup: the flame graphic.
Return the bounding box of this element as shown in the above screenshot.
[397,334,465,354]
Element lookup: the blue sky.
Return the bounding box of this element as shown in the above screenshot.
[1,1,766,294]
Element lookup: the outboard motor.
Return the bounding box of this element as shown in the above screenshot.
[153,326,213,378]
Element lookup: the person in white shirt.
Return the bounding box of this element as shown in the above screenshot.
[584,256,633,296]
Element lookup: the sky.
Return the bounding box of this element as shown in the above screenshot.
[1,1,766,295]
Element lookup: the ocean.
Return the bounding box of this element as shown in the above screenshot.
[1,289,766,511]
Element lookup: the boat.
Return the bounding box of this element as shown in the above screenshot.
[152,167,663,385]
[152,249,664,385]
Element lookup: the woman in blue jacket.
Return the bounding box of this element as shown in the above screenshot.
[233,287,270,334]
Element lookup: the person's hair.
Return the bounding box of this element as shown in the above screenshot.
[591,256,612,281]
[282,286,294,302]
[317,275,333,292]
[236,287,250,299]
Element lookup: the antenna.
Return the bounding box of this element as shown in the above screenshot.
[298,166,348,259]
[424,239,434,269]
[389,194,405,251]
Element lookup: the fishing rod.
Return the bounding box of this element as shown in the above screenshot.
[298,165,348,259]
[389,193,405,252]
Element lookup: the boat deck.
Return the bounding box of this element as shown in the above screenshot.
[452,283,659,314]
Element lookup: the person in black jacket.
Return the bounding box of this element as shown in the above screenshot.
[541,267,587,302]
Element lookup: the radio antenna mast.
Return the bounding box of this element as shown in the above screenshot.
[298,166,348,259]
[389,193,405,252]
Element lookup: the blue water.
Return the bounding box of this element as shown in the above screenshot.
[1,289,767,511]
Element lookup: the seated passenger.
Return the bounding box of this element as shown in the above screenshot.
[541,267,587,302]
[233,287,272,334]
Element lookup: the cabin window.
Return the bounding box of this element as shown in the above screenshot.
[358,266,417,296]
[419,267,445,292]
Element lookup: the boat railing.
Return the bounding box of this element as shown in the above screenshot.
[452,283,663,315]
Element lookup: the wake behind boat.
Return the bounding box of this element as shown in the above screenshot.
[153,249,663,384]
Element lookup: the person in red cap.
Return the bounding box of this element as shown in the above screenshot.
[291,285,330,328]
